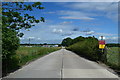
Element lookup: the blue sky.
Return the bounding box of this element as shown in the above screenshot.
[19,2,119,44]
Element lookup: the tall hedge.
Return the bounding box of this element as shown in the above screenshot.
[67,37,99,61]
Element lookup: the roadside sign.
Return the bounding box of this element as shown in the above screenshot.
[99,36,106,49]
[99,40,105,45]
[99,44,105,49]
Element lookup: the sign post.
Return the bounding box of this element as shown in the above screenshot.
[98,36,106,62]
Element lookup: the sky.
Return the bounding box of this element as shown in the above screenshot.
[19,2,119,44]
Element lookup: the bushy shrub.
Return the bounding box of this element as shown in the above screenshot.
[67,37,99,61]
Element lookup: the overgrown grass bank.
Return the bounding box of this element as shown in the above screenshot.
[15,47,61,66]
[106,47,120,69]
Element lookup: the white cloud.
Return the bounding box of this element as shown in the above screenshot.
[106,37,119,40]
[28,37,35,39]
[95,32,117,36]
[44,12,56,14]
[58,10,95,20]
[60,21,73,25]
[51,25,75,36]
[66,2,117,11]
[52,28,63,33]
[85,31,95,35]
[63,2,118,21]
[49,24,74,31]
[37,38,41,40]
[60,16,94,20]
[61,31,74,36]
[105,36,119,43]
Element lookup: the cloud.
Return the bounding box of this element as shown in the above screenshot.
[105,36,119,43]
[65,2,117,12]
[95,33,117,36]
[85,31,95,35]
[106,37,119,40]
[44,11,56,14]
[82,28,92,32]
[52,28,74,36]
[52,28,63,33]
[80,28,117,36]
[50,24,80,36]
[60,16,94,20]
[49,24,74,32]
[63,2,118,21]
[37,38,41,40]
[58,10,95,20]
[80,29,95,35]
[72,28,79,31]
[28,37,35,39]
[60,21,73,25]
[61,32,74,36]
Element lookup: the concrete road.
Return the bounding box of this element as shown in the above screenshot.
[4,49,119,79]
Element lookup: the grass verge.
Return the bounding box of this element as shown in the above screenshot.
[15,47,61,67]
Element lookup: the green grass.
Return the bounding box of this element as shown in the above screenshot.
[15,47,61,66]
[106,47,120,69]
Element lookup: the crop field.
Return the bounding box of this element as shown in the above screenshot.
[106,47,120,69]
[15,47,61,66]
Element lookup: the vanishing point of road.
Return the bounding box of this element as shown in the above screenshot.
[4,49,119,80]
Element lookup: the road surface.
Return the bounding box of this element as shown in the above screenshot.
[4,49,119,80]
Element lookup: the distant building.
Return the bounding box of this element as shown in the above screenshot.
[42,45,58,47]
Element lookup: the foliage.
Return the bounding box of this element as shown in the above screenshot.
[61,36,86,47]
[2,27,20,75]
[61,37,73,47]
[71,36,85,44]
[2,2,45,33]
[2,2,45,76]
[66,36,99,61]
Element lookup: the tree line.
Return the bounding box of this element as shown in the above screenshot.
[106,43,120,47]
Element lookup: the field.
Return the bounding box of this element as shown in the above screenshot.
[15,46,61,66]
[106,47,120,69]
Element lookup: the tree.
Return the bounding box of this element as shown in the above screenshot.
[72,36,85,44]
[2,2,45,76]
[2,2,45,33]
[61,36,85,47]
[2,27,20,76]
[61,37,72,47]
